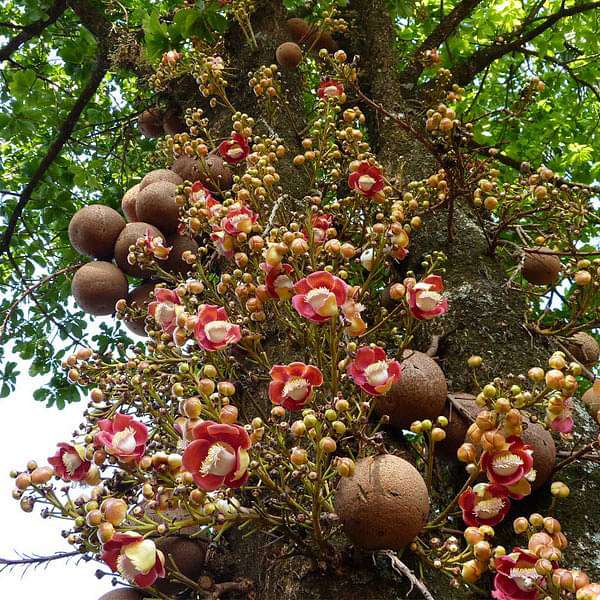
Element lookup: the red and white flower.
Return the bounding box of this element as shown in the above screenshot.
[292,271,349,323]
[190,181,221,217]
[317,79,344,100]
[221,206,257,236]
[342,289,367,336]
[492,548,543,600]
[95,413,148,464]
[348,162,384,197]
[481,436,534,490]
[194,304,241,351]
[102,532,165,588]
[269,363,324,411]
[305,214,333,244]
[458,483,511,527]
[407,275,448,320]
[261,262,294,300]
[182,420,251,491]
[48,443,91,482]
[162,50,182,65]
[210,226,235,258]
[218,132,250,164]
[546,396,574,434]
[148,288,182,335]
[347,346,401,396]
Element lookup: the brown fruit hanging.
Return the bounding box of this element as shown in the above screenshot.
[335,454,429,550]
[171,156,202,183]
[138,108,164,138]
[374,350,448,429]
[139,168,183,191]
[276,42,303,70]
[121,184,140,222]
[568,332,599,367]
[68,205,125,259]
[521,421,556,491]
[154,538,206,594]
[124,282,155,336]
[200,154,233,192]
[136,180,181,235]
[286,17,313,44]
[163,234,198,276]
[114,222,164,278]
[71,261,128,316]
[522,247,561,285]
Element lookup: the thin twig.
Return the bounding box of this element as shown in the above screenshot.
[378,550,436,600]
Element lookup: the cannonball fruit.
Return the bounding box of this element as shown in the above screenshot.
[201,154,233,192]
[155,537,206,594]
[138,108,164,139]
[124,282,155,336]
[136,180,181,235]
[438,394,480,456]
[98,590,143,600]
[163,234,198,276]
[68,205,125,259]
[582,381,600,416]
[114,222,164,278]
[521,421,556,491]
[71,262,128,316]
[335,454,429,550]
[121,184,140,222]
[171,156,202,183]
[139,169,183,191]
[162,109,186,136]
[286,17,312,43]
[522,247,561,285]
[568,332,600,367]
[374,351,448,429]
[276,42,303,70]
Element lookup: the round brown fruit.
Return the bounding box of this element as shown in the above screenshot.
[139,169,183,191]
[138,108,164,139]
[136,181,181,235]
[162,109,187,136]
[121,184,140,222]
[71,262,128,316]
[171,156,202,183]
[335,454,429,550]
[68,205,125,259]
[114,222,164,278]
[276,42,303,70]
[163,234,198,276]
[314,31,337,53]
[124,282,155,336]
[200,154,233,192]
[155,538,206,594]
[286,17,313,43]
[522,247,561,285]
[582,381,600,416]
[374,350,447,429]
[521,421,556,491]
[568,332,599,367]
[438,394,480,456]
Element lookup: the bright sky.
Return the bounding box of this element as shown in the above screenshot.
[0,368,112,598]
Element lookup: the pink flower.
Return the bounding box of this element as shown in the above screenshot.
[190,181,221,217]
[148,288,182,335]
[458,483,511,527]
[95,413,148,464]
[194,304,241,351]
[318,80,344,99]
[218,132,250,164]
[292,271,349,323]
[481,436,534,490]
[546,397,574,434]
[348,162,384,197]
[269,363,324,411]
[48,443,91,482]
[162,50,182,65]
[347,346,401,395]
[261,262,294,299]
[221,206,257,236]
[407,275,448,320]
[305,214,333,244]
[102,532,165,588]
[492,548,543,600]
[210,226,235,258]
[182,420,251,491]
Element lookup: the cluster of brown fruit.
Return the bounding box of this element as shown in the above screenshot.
[68,161,210,335]
[275,17,338,71]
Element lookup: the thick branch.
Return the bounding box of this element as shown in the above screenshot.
[0,52,108,256]
[0,0,67,62]
[400,0,484,85]
[450,1,600,86]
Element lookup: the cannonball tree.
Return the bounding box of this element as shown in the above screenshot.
[1,0,600,598]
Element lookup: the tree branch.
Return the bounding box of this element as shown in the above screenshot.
[450,1,600,86]
[0,51,108,257]
[400,0,484,85]
[0,0,67,63]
